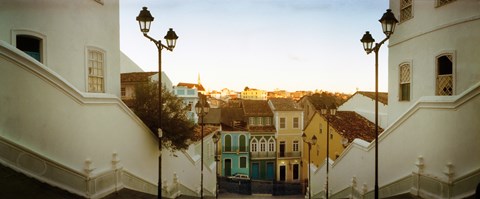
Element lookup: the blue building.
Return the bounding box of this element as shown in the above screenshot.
[219,107,250,177]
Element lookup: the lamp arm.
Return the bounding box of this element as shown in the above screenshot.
[143,33,173,51]
[373,36,390,54]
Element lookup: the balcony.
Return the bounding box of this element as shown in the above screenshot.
[278,151,302,158]
[223,145,249,153]
[250,151,276,159]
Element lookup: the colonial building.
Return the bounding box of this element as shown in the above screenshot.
[268,98,303,182]
[242,100,276,180]
[219,107,249,177]
[308,1,480,198]
[338,91,388,129]
[241,88,268,100]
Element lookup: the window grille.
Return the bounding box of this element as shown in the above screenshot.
[280,118,286,128]
[436,55,453,96]
[400,0,413,22]
[436,0,456,7]
[293,117,299,128]
[293,141,299,152]
[399,64,411,101]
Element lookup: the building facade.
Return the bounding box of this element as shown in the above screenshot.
[268,98,303,182]
[242,100,276,181]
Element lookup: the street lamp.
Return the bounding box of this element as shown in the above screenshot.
[195,95,210,199]
[360,8,398,199]
[136,6,179,199]
[212,131,221,199]
[321,104,337,199]
[302,132,317,199]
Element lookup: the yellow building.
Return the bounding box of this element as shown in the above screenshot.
[241,88,267,100]
[268,98,303,182]
[302,110,379,181]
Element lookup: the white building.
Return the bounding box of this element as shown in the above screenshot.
[338,91,388,129]
[0,1,216,198]
[309,1,480,198]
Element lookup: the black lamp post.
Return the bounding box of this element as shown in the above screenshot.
[195,95,210,199]
[302,132,317,199]
[360,9,398,199]
[212,131,221,199]
[320,104,337,199]
[136,7,178,199]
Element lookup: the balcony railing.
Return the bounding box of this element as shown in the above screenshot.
[250,151,276,159]
[223,145,249,153]
[278,151,302,158]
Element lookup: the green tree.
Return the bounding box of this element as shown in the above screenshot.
[131,82,195,151]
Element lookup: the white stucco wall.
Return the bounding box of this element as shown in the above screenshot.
[120,52,144,73]
[338,94,388,129]
[0,0,121,97]
[387,0,480,123]
[0,42,158,186]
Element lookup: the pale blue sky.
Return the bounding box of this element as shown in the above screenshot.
[120,0,391,93]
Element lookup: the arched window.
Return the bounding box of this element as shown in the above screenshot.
[436,54,454,96]
[268,138,275,152]
[260,138,267,152]
[399,63,411,101]
[16,35,42,62]
[224,134,232,152]
[239,135,246,152]
[251,138,258,152]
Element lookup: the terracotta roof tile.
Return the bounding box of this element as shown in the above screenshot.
[269,98,302,111]
[326,111,383,142]
[220,107,247,131]
[193,125,220,140]
[242,100,273,117]
[357,91,388,105]
[121,72,157,82]
[177,82,205,91]
[305,93,343,111]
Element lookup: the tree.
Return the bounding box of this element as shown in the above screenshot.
[131,82,195,151]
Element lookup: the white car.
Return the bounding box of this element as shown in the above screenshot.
[227,173,250,181]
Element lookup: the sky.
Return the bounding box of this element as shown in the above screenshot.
[120,0,391,94]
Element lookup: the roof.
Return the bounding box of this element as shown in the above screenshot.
[269,98,302,111]
[325,111,383,142]
[121,72,157,83]
[355,91,388,105]
[192,125,220,140]
[241,100,273,117]
[304,93,343,110]
[177,82,205,91]
[220,107,247,131]
[202,108,221,124]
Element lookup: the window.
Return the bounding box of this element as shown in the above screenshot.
[87,49,105,93]
[251,139,258,152]
[16,35,42,62]
[280,117,286,128]
[240,157,247,168]
[257,117,263,126]
[293,117,299,128]
[293,140,299,152]
[400,0,413,22]
[319,123,323,134]
[249,117,255,125]
[436,54,454,96]
[265,117,271,125]
[225,135,232,152]
[399,63,411,101]
[436,0,456,7]
[187,89,195,95]
[268,138,275,152]
[260,139,266,152]
[239,135,246,152]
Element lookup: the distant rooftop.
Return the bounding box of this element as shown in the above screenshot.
[177,82,205,91]
[269,98,302,111]
[326,111,382,143]
[242,100,273,117]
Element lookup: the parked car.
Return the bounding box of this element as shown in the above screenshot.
[227,173,250,181]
